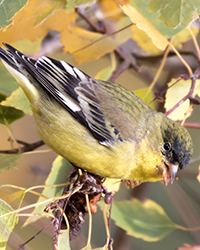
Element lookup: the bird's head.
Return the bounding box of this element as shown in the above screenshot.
[158,113,193,185]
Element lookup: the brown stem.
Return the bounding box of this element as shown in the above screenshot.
[133,51,198,63]
[108,55,135,82]
[76,7,105,33]
[184,122,200,129]
[0,140,44,154]
[165,66,200,116]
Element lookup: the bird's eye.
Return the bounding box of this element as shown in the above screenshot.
[163,142,171,151]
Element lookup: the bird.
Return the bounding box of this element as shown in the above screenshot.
[0,43,193,186]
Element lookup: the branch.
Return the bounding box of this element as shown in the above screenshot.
[108,55,135,82]
[76,7,105,33]
[184,123,200,129]
[133,51,198,64]
[0,140,44,154]
[165,66,200,116]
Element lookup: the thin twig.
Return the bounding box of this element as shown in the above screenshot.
[187,27,200,59]
[150,77,182,104]
[76,7,105,33]
[184,123,200,129]
[168,43,193,75]
[115,47,139,71]
[18,222,52,250]
[72,23,133,55]
[6,126,21,152]
[133,51,198,63]
[165,66,200,116]
[144,37,175,100]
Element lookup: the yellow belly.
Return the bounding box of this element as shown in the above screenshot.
[31,97,163,182]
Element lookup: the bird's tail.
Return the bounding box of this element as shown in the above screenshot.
[0,43,22,71]
[0,43,39,103]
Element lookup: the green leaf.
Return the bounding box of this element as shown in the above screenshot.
[0,190,25,210]
[0,153,24,171]
[110,199,177,242]
[129,0,184,38]
[1,87,32,115]
[0,64,19,97]
[24,156,72,226]
[149,0,200,28]
[0,105,24,125]
[0,198,18,250]
[58,229,71,250]
[0,0,28,29]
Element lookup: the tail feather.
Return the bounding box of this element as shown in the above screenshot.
[0,44,39,103]
[0,47,20,71]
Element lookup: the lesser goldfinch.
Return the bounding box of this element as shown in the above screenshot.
[0,43,193,185]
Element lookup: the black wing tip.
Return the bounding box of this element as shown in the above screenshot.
[0,43,9,53]
[2,43,14,50]
[1,43,23,57]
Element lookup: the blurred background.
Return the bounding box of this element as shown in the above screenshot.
[0,1,200,249]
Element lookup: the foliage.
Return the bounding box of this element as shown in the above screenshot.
[0,0,200,249]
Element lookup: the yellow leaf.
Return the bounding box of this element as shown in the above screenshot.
[165,79,200,121]
[11,0,66,26]
[172,27,199,49]
[131,26,160,54]
[61,19,133,64]
[0,7,77,45]
[120,5,168,50]
[100,0,124,21]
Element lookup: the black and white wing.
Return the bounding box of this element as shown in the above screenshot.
[0,43,125,144]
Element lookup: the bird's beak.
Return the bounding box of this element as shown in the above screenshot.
[169,162,179,183]
[162,161,179,185]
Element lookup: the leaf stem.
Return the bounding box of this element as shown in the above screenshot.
[6,125,21,153]
[144,37,174,100]
[0,190,78,220]
[168,43,193,75]
[187,27,200,59]
[176,224,200,231]
[85,193,92,246]
[103,204,111,248]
